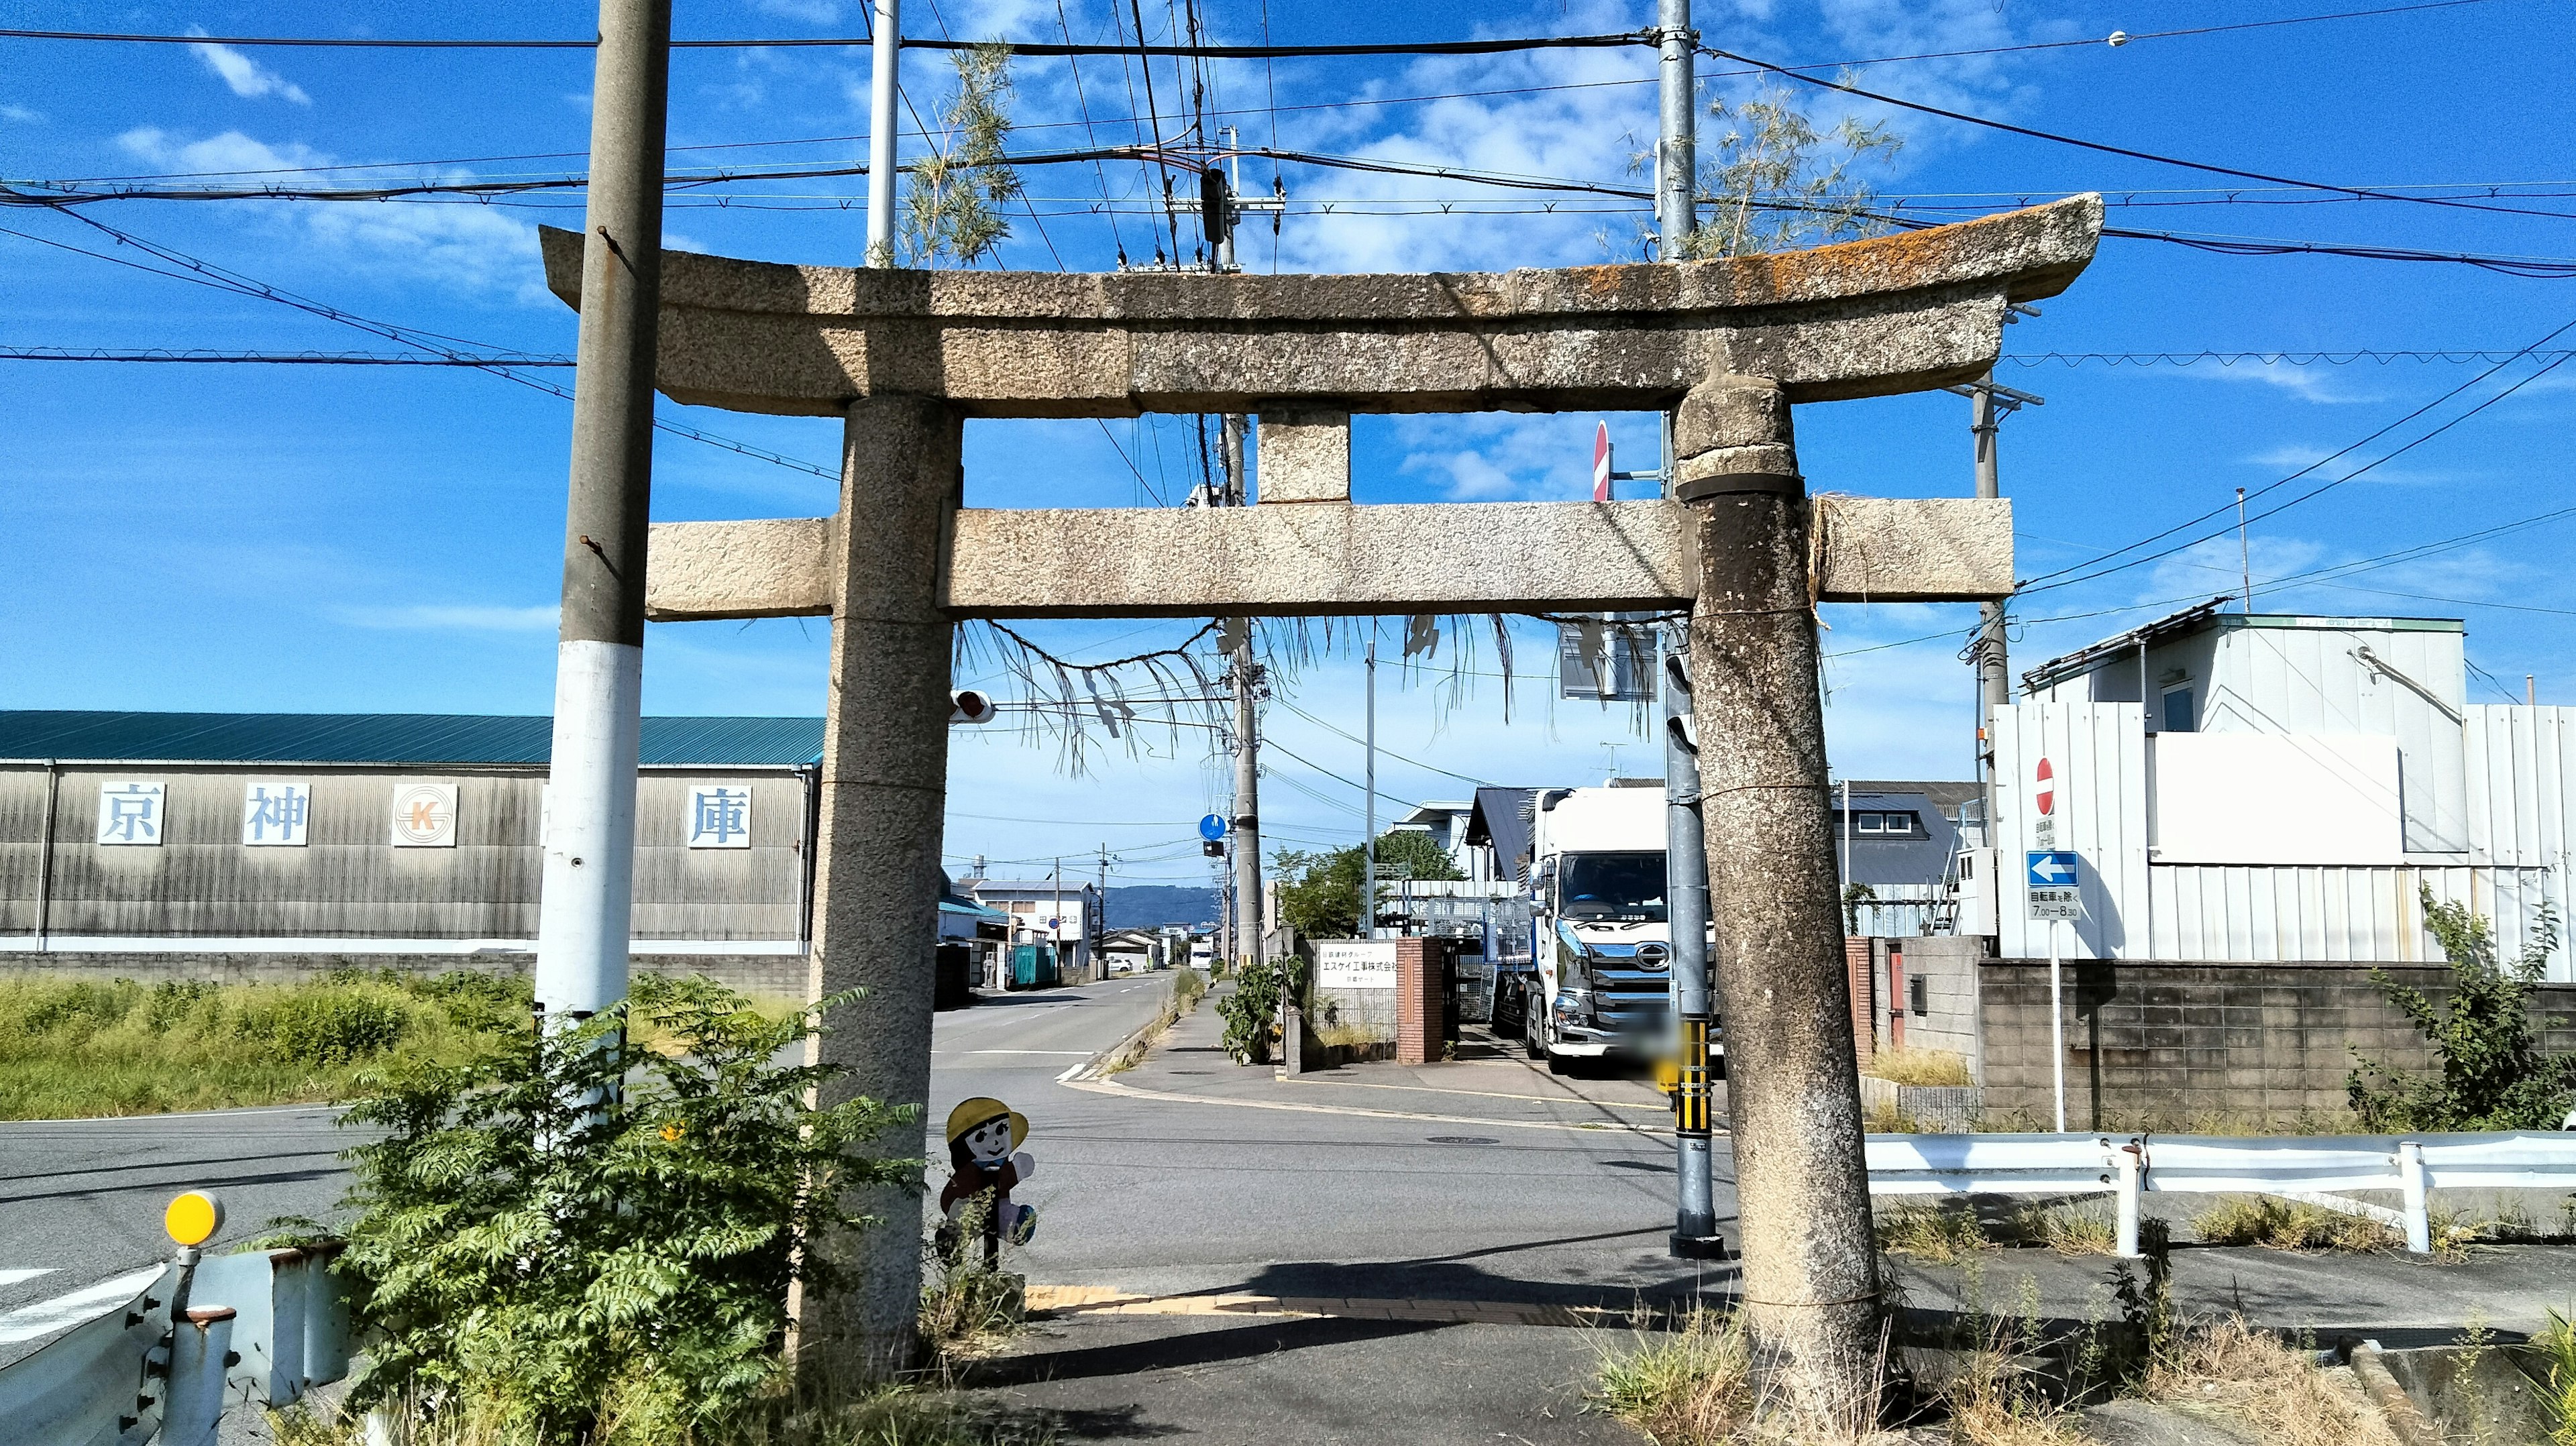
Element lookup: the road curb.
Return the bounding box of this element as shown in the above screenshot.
[1061,977,1191,1084]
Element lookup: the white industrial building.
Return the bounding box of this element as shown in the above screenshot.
[1962,603,2575,976]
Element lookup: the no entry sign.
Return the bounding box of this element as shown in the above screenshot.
[2033,756,2058,848]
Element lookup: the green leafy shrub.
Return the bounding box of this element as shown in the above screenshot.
[2350,887,2576,1130]
[1218,956,1302,1064]
[323,974,914,1445]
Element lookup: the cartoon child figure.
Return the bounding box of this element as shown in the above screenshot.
[940,1097,1037,1264]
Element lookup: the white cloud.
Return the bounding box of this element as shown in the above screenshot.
[2169,359,2375,404]
[188,39,313,105]
[115,128,541,298]
[1,103,42,124]
[337,604,560,633]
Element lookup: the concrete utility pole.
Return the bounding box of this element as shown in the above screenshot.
[865,0,900,266]
[1362,638,1378,939]
[1676,375,1882,1426]
[1097,842,1112,981]
[532,0,672,1028]
[1959,372,2040,849]
[1652,0,1719,1262]
[1230,627,1264,973]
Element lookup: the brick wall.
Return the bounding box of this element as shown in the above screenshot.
[1979,957,2576,1127]
[1395,938,1452,1065]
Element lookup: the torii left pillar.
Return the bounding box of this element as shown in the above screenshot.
[789,393,963,1376]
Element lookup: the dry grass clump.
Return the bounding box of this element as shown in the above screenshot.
[2190,1195,2395,1252]
[1866,1048,1976,1089]
[1878,1203,1992,1263]
[2007,1201,2118,1257]
[2147,1317,2371,1446]
[1591,1307,1760,1444]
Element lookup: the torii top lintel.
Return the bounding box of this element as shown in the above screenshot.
[536,196,2100,421]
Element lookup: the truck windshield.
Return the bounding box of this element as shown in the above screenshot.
[1559,852,1666,921]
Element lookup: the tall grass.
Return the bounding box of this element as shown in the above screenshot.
[0,971,525,1120]
[1864,1046,1975,1088]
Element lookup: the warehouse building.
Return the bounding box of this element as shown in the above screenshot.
[0,710,832,993]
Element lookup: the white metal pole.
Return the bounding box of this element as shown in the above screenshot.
[865,0,901,266]
[2399,1140,2431,1254]
[2114,1144,2142,1258]
[2050,920,2067,1133]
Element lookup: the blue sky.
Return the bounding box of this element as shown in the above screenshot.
[3,0,2572,883]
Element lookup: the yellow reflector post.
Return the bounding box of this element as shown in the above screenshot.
[164,1191,224,1247]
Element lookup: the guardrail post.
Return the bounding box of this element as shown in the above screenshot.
[162,1307,235,1446]
[2115,1142,2143,1258]
[2399,1141,2431,1254]
[302,1241,354,1388]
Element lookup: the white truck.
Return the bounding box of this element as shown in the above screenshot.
[1506,781,1678,1072]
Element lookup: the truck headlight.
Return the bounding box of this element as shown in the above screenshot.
[1553,990,1590,1021]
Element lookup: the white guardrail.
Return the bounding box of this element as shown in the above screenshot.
[0,1215,353,1446]
[1867,1131,2576,1258]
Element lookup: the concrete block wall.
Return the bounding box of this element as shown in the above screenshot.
[1888,937,1983,1074]
[1978,958,2576,1127]
[0,949,812,1000]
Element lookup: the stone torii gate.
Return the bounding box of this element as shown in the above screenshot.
[537,195,2100,1412]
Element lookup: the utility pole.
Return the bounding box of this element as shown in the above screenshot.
[1097,842,1112,981]
[1654,0,1696,253]
[532,0,672,1030]
[1052,858,1063,981]
[864,0,900,266]
[1953,370,2041,850]
[1652,0,1721,1263]
[1362,638,1377,939]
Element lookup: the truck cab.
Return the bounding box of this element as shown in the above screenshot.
[1514,783,1674,1072]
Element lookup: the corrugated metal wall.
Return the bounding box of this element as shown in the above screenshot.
[0,764,810,948]
[2208,622,2468,852]
[1990,700,2573,979]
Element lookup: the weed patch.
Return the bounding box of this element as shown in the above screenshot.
[1866,1048,1975,1089]
[2190,1196,2394,1252]
[0,972,523,1119]
[1878,1203,1992,1263]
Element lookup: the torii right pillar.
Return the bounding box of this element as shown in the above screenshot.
[1678,374,1881,1429]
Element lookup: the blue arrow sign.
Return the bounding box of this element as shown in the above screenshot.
[1198,813,1228,842]
[2027,850,2080,887]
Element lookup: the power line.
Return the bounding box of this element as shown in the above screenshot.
[0,346,572,366]
[1269,696,1494,787]
[0,218,838,480]
[2006,348,2576,367]
[2017,319,2576,592]
[1705,0,2500,75]
[0,25,1660,56]
[1700,42,2576,225]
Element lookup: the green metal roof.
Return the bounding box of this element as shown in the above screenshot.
[0,711,825,766]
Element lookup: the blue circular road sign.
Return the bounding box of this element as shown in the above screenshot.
[1198,813,1228,841]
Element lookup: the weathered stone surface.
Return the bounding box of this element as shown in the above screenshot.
[1814,497,2012,601]
[643,516,835,620]
[1255,410,1351,504]
[1674,445,1801,490]
[1674,376,1790,455]
[537,197,2102,418]
[641,496,2015,621]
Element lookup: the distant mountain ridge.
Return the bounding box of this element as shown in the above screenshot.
[1104,885,1218,930]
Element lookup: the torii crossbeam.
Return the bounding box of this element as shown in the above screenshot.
[536,196,2102,1402]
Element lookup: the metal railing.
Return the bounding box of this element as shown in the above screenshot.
[1866,1130,2576,1258]
[0,1201,351,1446]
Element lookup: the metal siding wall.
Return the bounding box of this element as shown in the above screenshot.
[0,768,48,934]
[2206,625,2467,852]
[14,765,804,945]
[1991,702,2149,960]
